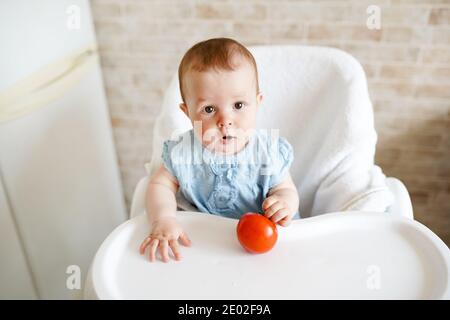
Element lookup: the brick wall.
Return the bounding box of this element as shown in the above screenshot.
[90,0,450,245]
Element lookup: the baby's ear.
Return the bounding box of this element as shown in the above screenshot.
[179,103,189,117]
[257,93,263,105]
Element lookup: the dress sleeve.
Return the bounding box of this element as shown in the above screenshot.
[268,137,294,189]
[161,140,177,178]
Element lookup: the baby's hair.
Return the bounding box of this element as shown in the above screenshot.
[178,37,259,103]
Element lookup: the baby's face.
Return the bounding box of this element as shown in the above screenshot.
[180,59,263,155]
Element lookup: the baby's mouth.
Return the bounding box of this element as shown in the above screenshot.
[222,135,235,140]
[219,135,237,145]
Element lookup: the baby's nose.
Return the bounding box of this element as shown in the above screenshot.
[217,109,233,128]
[218,115,232,127]
[218,121,232,128]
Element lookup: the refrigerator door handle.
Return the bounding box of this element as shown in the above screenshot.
[0,44,98,123]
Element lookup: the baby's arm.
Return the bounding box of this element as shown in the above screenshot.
[262,172,299,227]
[145,164,179,221]
[139,164,191,262]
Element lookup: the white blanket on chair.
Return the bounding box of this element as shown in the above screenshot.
[146,45,394,218]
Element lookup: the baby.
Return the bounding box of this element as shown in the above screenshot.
[139,38,299,262]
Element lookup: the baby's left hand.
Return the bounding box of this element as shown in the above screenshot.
[262,195,294,227]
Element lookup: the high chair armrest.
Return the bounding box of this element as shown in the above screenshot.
[385,177,414,220]
[129,176,149,219]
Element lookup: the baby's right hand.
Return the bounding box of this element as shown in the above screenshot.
[139,216,191,263]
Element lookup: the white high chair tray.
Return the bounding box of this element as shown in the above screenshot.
[88,211,450,299]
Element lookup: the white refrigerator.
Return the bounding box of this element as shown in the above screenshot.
[0,0,127,299]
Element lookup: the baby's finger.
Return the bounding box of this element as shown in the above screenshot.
[271,208,290,223]
[169,239,182,261]
[264,201,284,219]
[159,239,170,263]
[179,232,192,247]
[262,196,277,211]
[139,237,152,255]
[149,239,159,262]
[278,216,292,227]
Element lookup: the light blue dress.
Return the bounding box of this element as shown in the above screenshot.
[162,129,298,219]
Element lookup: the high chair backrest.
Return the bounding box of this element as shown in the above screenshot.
[146,45,390,218]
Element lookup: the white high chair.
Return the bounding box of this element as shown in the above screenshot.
[85,45,450,300]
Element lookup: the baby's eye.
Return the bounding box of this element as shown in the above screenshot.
[234,102,244,110]
[203,106,215,114]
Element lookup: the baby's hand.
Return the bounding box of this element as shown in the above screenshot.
[139,216,191,263]
[262,195,294,227]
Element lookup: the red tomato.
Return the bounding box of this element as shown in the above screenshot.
[236,213,278,254]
